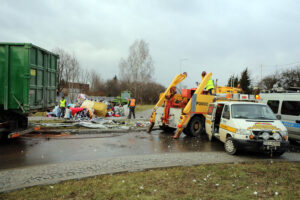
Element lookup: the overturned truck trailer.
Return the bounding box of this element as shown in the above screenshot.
[0,43,58,139]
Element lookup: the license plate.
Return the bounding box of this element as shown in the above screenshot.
[264,140,280,147]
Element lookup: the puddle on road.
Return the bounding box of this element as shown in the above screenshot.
[0,130,223,170]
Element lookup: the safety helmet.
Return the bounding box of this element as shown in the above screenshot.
[202,71,207,77]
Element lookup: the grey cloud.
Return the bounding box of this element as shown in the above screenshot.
[1,0,300,87]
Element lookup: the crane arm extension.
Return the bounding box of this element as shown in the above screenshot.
[173,72,212,139]
[147,73,187,133]
[154,73,187,110]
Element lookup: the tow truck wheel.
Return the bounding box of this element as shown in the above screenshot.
[188,116,205,137]
[183,128,191,136]
[225,137,237,155]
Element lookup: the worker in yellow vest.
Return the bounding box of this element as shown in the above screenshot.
[128,97,136,119]
[202,71,215,95]
[59,96,67,118]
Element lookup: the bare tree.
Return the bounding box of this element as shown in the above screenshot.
[119,39,154,101]
[259,66,300,90]
[54,48,72,92]
[80,68,92,85]
[89,69,105,95]
[259,73,279,90]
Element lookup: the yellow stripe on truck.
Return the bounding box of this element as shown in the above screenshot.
[206,119,211,125]
[220,124,236,133]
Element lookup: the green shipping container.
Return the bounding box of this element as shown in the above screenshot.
[0,43,58,114]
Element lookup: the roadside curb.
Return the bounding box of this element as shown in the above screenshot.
[0,152,299,193]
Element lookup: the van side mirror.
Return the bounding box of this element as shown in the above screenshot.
[276,115,281,120]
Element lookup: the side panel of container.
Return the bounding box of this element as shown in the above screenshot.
[0,44,30,112]
[29,46,57,111]
[0,43,57,113]
[0,45,8,110]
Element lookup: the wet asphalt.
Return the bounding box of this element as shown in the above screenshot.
[1,129,300,170]
[0,130,227,170]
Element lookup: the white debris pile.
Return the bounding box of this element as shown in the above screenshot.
[31,118,151,131]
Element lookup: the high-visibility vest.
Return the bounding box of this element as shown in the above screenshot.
[60,99,66,108]
[129,99,136,107]
[205,79,215,90]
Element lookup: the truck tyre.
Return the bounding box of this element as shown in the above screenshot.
[188,116,205,137]
[183,128,191,136]
[224,137,238,155]
[159,125,176,133]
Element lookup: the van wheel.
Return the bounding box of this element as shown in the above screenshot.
[224,137,237,155]
[188,116,205,137]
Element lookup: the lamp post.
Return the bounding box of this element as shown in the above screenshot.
[179,58,188,73]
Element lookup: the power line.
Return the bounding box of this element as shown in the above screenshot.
[260,61,300,68]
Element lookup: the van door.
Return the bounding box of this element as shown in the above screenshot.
[219,104,231,143]
[212,103,225,138]
[205,104,216,140]
[280,100,300,140]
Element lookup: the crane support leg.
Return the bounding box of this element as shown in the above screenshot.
[147,72,187,133]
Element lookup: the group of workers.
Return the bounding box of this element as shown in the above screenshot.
[58,71,212,119]
[58,96,137,119]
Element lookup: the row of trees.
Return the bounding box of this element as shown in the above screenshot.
[259,66,300,90]
[55,39,165,104]
[227,68,252,94]
[227,66,300,94]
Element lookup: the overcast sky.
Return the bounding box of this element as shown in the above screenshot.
[1,0,300,87]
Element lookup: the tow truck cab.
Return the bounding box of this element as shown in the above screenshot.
[205,101,289,155]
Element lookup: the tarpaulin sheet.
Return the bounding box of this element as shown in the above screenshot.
[81,100,107,117]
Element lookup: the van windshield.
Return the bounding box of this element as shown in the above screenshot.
[231,104,277,120]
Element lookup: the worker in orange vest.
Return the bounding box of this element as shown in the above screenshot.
[128,97,136,119]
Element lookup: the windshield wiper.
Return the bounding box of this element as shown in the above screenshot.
[234,116,249,119]
[256,117,274,120]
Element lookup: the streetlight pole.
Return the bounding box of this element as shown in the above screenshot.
[179,58,188,73]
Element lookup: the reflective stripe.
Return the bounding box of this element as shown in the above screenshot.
[206,79,215,90]
[206,119,212,125]
[220,124,236,133]
[282,121,300,129]
[130,99,136,107]
[60,99,66,107]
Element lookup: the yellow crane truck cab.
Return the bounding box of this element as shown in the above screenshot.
[205,101,289,156]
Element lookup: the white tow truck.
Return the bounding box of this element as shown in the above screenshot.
[205,96,289,156]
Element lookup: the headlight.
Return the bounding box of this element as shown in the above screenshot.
[261,132,270,140]
[237,129,252,135]
[273,132,281,140]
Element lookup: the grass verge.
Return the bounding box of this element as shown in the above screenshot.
[135,105,154,112]
[1,162,299,200]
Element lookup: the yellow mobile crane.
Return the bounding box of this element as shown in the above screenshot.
[147,72,214,138]
[173,73,213,138]
[147,72,187,132]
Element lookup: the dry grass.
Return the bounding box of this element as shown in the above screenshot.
[135,105,154,112]
[1,162,299,200]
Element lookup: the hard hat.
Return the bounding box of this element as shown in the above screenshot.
[202,71,207,77]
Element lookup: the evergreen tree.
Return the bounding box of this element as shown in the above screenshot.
[239,68,251,94]
[227,75,239,87]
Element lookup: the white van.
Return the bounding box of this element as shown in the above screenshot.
[205,101,289,156]
[260,93,300,141]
